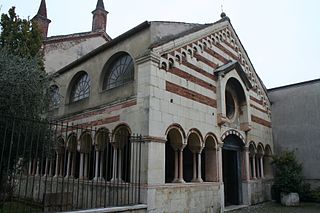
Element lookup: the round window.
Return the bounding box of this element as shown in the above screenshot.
[226,91,235,119]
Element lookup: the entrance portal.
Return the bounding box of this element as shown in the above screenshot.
[222,135,243,206]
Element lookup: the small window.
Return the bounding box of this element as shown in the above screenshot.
[70,73,90,102]
[226,91,235,119]
[103,54,134,90]
[49,85,60,109]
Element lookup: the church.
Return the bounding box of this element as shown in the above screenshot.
[31,0,274,212]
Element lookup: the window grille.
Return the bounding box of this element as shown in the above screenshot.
[104,54,134,90]
[70,73,90,102]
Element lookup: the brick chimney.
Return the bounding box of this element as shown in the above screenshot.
[32,0,51,38]
[92,0,108,32]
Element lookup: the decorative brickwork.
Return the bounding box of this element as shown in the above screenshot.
[166,81,217,108]
[168,67,216,93]
[251,115,271,128]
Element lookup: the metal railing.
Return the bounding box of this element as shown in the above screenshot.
[0,116,143,212]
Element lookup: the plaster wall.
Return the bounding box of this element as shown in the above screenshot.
[45,36,107,73]
[269,81,320,188]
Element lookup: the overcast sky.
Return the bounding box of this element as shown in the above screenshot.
[1,0,319,89]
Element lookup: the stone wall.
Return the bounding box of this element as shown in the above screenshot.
[146,183,223,213]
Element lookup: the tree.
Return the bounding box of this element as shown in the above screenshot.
[0,7,42,59]
[0,7,52,205]
[0,6,50,119]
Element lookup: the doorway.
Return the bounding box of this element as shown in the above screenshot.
[222,135,243,206]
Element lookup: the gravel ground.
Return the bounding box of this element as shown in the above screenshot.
[230,202,320,213]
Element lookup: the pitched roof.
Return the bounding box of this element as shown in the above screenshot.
[37,0,48,18]
[44,31,111,44]
[214,61,252,90]
[96,0,105,10]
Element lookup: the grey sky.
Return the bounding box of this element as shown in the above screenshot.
[1,0,319,89]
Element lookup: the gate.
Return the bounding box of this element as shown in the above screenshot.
[0,116,144,212]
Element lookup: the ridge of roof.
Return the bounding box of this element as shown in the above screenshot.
[57,21,151,74]
[150,22,211,48]
[44,31,111,43]
[268,78,320,92]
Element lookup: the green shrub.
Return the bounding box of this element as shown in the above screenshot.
[272,150,303,197]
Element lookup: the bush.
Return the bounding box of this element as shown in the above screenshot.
[272,150,303,198]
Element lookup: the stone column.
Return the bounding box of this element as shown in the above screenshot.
[260,156,264,178]
[94,150,99,180]
[112,148,118,181]
[197,152,203,182]
[28,160,32,175]
[35,160,40,176]
[217,145,223,182]
[44,158,49,177]
[192,152,197,182]
[178,148,184,183]
[252,154,257,179]
[243,147,250,181]
[118,149,122,181]
[173,150,179,182]
[79,153,84,179]
[84,153,88,179]
[99,151,104,180]
[66,152,71,177]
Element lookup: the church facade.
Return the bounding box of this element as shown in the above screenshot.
[34,0,274,212]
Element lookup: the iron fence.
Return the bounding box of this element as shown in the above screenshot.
[0,116,143,212]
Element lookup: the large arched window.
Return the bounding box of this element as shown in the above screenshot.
[103,53,134,90]
[49,85,60,109]
[70,72,90,102]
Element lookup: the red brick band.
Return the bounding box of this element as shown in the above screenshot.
[250,104,267,114]
[166,81,217,108]
[168,67,216,93]
[250,96,263,105]
[63,99,137,123]
[181,59,217,81]
[251,115,271,128]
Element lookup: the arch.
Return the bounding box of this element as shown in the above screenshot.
[79,131,93,153]
[248,141,257,179]
[68,71,91,103]
[168,57,174,69]
[263,144,273,178]
[112,124,131,182]
[257,143,264,155]
[66,133,77,152]
[65,133,78,178]
[165,124,186,140]
[202,133,219,182]
[221,129,245,145]
[256,143,264,178]
[204,133,218,149]
[165,124,186,183]
[184,129,203,182]
[55,136,65,153]
[102,52,134,90]
[95,127,110,151]
[187,128,203,149]
[181,49,188,58]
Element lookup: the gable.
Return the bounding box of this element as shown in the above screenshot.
[151,18,270,115]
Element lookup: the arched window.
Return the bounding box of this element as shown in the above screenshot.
[103,53,134,90]
[49,85,60,109]
[70,73,90,102]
